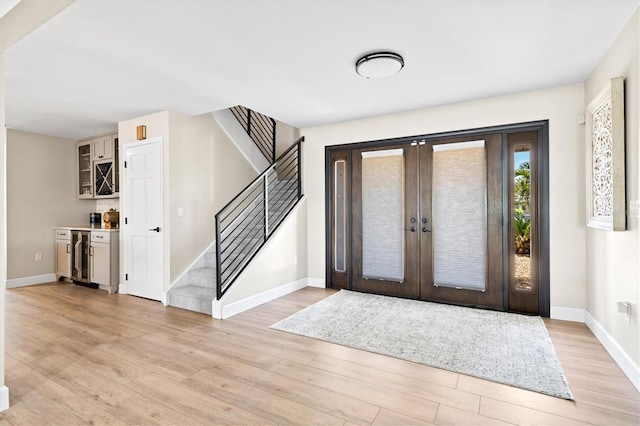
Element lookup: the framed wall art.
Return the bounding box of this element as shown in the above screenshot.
[585,76,626,231]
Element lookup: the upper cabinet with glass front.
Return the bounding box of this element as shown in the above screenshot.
[77,141,93,199]
[77,132,119,199]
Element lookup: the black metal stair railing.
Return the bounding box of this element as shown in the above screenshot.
[230,105,277,163]
[214,136,304,299]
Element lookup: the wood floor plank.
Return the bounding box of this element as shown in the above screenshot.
[3,355,33,381]
[457,375,640,425]
[183,368,346,424]
[194,349,381,424]
[103,394,204,425]
[433,404,514,425]
[123,372,276,424]
[1,283,638,426]
[308,354,479,412]
[307,340,460,388]
[3,371,124,425]
[270,359,440,423]
[479,398,592,425]
[372,408,434,425]
[570,387,640,417]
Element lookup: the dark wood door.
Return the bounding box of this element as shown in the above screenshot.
[351,144,421,298]
[419,134,504,309]
[328,127,546,315]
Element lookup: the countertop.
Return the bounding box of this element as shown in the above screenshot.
[54,225,120,232]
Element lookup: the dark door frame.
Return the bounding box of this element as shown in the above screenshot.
[324,120,550,317]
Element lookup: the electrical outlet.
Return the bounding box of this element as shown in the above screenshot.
[35,252,42,261]
[630,200,640,218]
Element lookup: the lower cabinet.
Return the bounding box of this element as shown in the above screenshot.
[54,228,119,294]
[90,231,119,294]
[55,229,72,278]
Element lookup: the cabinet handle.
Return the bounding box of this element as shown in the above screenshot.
[66,244,70,253]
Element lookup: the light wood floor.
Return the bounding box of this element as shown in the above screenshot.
[0,283,638,425]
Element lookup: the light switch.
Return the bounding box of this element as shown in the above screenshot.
[178,207,184,217]
[630,200,640,218]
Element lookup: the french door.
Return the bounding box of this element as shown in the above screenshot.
[327,124,547,315]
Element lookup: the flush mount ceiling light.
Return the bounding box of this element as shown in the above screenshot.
[355,52,404,79]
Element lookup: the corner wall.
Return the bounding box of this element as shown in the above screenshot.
[584,7,639,380]
[302,84,587,311]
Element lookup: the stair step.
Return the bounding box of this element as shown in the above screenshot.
[204,251,216,268]
[188,267,216,288]
[167,285,216,315]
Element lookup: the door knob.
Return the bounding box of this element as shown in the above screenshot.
[148,227,161,232]
[404,226,416,232]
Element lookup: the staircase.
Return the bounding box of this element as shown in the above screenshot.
[166,106,303,315]
[166,179,300,315]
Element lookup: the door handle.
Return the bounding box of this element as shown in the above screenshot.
[404,227,416,232]
[422,227,431,233]
[148,227,161,232]
[74,240,82,273]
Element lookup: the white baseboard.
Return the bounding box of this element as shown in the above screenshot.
[212,278,309,319]
[307,277,325,288]
[118,282,128,294]
[0,385,9,411]
[550,306,586,323]
[5,273,57,289]
[584,311,640,391]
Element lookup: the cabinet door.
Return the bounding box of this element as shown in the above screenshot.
[77,141,93,199]
[55,240,72,277]
[93,135,113,161]
[91,243,110,285]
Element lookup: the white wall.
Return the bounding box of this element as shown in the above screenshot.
[302,84,586,311]
[168,111,257,285]
[6,130,95,279]
[275,118,300,158]
[584,8,639,370]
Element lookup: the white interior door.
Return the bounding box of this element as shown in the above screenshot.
[123,138,163,301]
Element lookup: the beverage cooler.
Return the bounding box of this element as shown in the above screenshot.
[71,230,91,285]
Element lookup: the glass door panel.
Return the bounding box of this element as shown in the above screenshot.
[352,144,419,298]
[432,141,487,291]
[513,146,532,292]
[361,149,405,281]
[508,132,539,314]
[334,159,347,273]
[420,134,503,309]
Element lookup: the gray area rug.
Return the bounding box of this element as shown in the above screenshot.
[271,290,573,399]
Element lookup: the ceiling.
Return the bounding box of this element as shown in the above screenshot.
[4,0,639,140]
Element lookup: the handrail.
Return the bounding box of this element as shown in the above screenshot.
[230,105,277,163]
[214,136,304,299]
